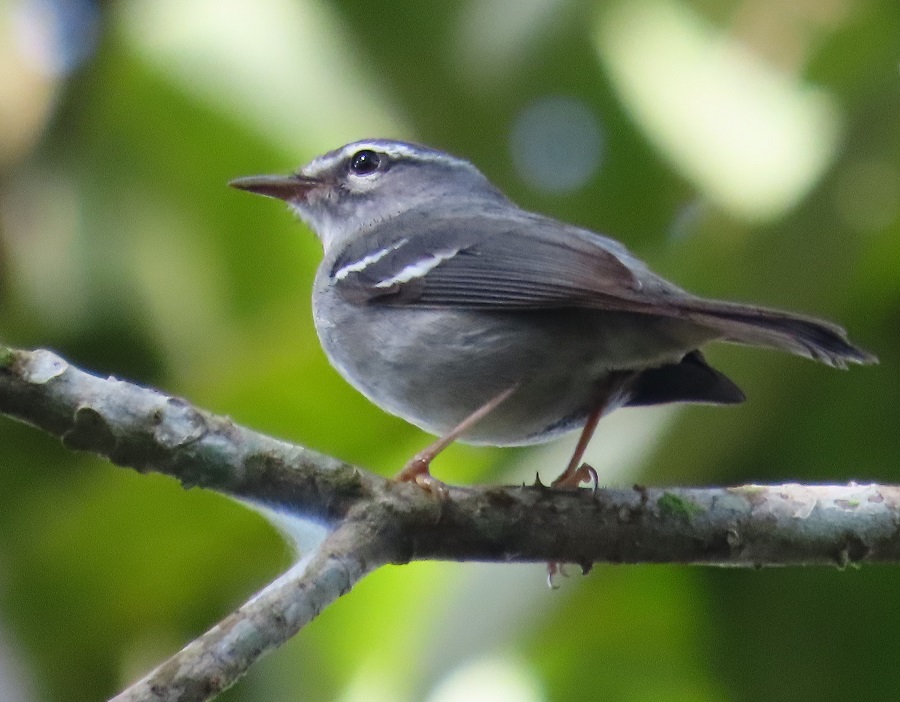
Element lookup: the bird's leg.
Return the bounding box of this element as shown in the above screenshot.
[550,371,634,490]
[550,404,604,490]
[545,401,606,587]
[396,384,518,495]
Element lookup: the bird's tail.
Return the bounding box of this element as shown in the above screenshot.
[681,300,877,369]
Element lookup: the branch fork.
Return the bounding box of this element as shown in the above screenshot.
[0,346,894,702]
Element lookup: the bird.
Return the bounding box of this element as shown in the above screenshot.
[230,139,876,492]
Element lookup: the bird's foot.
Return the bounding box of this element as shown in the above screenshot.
[395,456,449,499]
[545,463,599,586]
[551,462,599,494]
[394,385,519,498]
[547,562,559,589]
[546,561,568,589]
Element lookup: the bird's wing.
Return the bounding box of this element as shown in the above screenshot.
[328,210,876,368]
[329,210,680,312]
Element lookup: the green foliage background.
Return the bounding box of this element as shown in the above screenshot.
[0,0,898,700]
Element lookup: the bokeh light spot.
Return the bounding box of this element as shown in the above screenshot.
[595,0,841,222]
[510,96,604,194]
[452,0,570,88]
[12,0,99,76]
[427,656,544,702]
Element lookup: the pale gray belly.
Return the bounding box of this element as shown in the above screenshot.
[312,291,715,445]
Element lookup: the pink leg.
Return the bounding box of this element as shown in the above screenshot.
[546,376,633,583]
[546,403,604,586]
[551,405,604,489]
[396,385,518,494]
[551,371,635,490]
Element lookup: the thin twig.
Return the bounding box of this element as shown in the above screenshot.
[110,518,388,702]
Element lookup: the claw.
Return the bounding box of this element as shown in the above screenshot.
[413,471,449,499]
[578,463,599,495]
[547,562,572,589]
[547,562,560,589]
[552,462,600,491]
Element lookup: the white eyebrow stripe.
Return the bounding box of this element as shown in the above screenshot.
[306,142,479,178]
[333,239,408,281]
[374,249,460,288]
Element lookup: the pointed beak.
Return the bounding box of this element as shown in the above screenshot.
[228,173,322,202]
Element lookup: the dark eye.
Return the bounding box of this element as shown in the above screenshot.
[349,149,382,176]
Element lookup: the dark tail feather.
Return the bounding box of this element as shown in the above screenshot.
[683,301,878,369]
[627,350,745,408]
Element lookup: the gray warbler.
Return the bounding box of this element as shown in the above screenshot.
[231,139,876,492]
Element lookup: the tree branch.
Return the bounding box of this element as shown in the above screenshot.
[110,517,388,702]
[1,345,897,701]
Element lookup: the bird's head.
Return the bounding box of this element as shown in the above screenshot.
[230,139,506,250]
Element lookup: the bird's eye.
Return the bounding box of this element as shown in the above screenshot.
[349,149,383,176]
